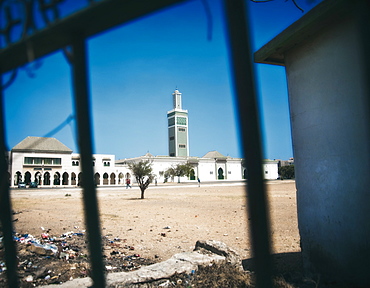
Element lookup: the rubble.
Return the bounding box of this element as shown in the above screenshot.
[1,229,243,288]
[0,228,156,287]
[1,222,246,288]
[37,240,238,288]
[194,239,241,267]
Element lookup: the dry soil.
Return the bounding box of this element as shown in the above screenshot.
[10,180,299,261]
[5,180,301,286]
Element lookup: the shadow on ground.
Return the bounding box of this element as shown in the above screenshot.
[242,252,318,288]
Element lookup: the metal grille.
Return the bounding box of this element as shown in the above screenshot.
[0,1,272,287]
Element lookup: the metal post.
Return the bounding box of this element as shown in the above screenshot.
[0,75,19,287]
[70,36,106,287]
[223,1,273,287]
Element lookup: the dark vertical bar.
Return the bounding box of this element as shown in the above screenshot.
[223,1,273,288]
[70,36,106,287]
[0,75,19,287]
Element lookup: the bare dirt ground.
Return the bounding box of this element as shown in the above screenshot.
[2,180,302,287]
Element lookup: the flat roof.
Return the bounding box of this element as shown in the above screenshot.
[254,0,354,66]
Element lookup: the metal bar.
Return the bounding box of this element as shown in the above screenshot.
[223,1,273,287]
[70,35,106,287]
[0,0,188,74]
[0,75,19,287]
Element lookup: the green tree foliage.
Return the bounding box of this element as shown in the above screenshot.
[127,160,154,199]
[165,162,193,183]
[278,165,295,179]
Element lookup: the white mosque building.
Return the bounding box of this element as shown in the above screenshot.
[8,89,279,187]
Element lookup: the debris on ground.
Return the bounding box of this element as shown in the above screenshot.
[0,227,156,287]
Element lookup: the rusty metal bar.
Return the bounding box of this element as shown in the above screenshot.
[0,75,19,287]
[223,1,273,287]
[70,35,106,287]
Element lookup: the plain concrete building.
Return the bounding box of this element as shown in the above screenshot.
[255,0,370,286]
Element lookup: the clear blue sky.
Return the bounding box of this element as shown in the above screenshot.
[2,0,322,160]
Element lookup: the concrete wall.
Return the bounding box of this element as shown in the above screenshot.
[226,160,244,180]
[285,16,370,285]
[262,161,279,180]
[197,160,215,181]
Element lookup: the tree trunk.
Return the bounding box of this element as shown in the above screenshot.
[140,189,145,199]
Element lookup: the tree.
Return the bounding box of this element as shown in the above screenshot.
[127,160,154,199]
[278,165,295,179]
[165,162,193,183]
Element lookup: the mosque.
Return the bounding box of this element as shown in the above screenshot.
[8,89,279,187]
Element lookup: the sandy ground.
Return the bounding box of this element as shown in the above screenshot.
[10,180,299,262]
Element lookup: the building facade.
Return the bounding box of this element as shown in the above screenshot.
[116,150,270,183]
[9,136,132,188]
[9,137,279,188]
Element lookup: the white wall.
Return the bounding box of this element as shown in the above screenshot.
[285,16,370,285]
[10,149,278,187]
[262,162,279,180]
[10,151,132,187]
[198,160,217,181]
[224,160,243,180]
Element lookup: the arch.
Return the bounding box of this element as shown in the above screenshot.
[118,173,124,184]
[44,172,51,185]
[53,172,61,185]
[25,171,31,184]
[190,169,196,180]
[71,172,77,185]
[217,167,224,180]
[35,172,42,185]
[62,172,69,185]
[94,173,100,186]
[14,171,22,185]
[110,173,116,185]
[103,173,109,185]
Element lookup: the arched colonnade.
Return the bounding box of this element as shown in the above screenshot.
[13,171,132,187]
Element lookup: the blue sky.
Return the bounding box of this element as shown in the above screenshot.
[2,0,321,160]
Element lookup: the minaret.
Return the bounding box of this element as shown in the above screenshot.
[173,89,182,109]
[167,89,189,157]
